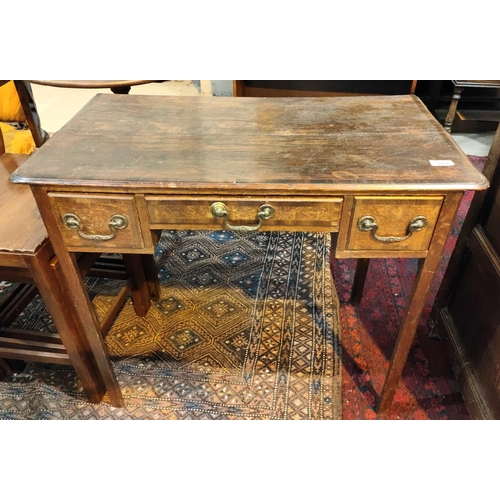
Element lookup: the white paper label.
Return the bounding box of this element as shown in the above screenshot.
[429,160,455,166]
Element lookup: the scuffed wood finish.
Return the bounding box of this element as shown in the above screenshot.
[12,95,487,193]
[0,328,72,364]
[444,86,464,133]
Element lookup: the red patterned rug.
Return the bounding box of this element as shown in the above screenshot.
[332,155,486,419]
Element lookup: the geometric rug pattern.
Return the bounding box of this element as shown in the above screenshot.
[0,230,341,419]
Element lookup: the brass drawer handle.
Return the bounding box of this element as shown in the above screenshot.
[357,215,428,243]
[61,213,129,241]
[210,202,275,233]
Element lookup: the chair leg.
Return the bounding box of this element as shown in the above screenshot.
[0,283,38,328]
[444,85,464,133]
[24,245,108,404]
[13,81,48,148]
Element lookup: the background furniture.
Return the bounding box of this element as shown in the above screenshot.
[233,81,500,133]
[0,81,44,155]
[233,80,417,97]
[444,81,500,132]
[428,121,500,418]
[11,81,165,149]
[0,82,153,404]
[0,126,137,401]
[26,80,162,94]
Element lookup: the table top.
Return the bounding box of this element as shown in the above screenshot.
[12,94,488,194]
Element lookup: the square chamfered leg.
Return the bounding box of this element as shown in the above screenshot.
[122,254,152,317]
[350,258,371,304]
[377,192,464,417]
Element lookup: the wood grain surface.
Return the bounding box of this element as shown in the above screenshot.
[11,95,488,193]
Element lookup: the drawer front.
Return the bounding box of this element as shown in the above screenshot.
[48,193,145,251]
[346,196,443,252]
[145,197,343,232]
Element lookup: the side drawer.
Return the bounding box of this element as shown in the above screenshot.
[48,193,145,251]
[146,197,343,232]
[343,196,444,253]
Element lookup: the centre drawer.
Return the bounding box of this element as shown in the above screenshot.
[145,197,343,232]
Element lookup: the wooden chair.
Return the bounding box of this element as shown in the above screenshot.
[13,80,165,148]
[26,80,163,93]
[0,89,154,403]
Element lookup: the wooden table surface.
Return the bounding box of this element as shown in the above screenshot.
[12,94,487,193]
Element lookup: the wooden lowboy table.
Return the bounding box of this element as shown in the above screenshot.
[11,94,488,417]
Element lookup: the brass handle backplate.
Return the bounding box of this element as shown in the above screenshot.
[62,213,129,241]
[357,215,428,243]
[210,202,275,233]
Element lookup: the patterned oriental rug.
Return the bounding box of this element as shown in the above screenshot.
[0,230,342,419]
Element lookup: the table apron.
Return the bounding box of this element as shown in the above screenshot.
[47,192,448,258]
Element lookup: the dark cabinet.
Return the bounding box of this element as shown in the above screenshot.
[233,80,417,96]
[233,81,500,132]
[429,123,500,419]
